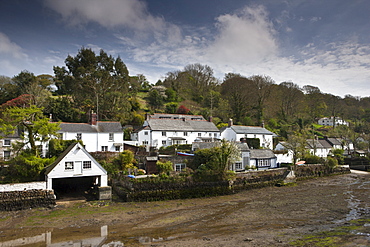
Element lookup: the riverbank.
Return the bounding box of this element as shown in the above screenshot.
[0,171,369,246]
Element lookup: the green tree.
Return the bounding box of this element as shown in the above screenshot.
[112,150,137,172]
[0,106,60,157]
[156,160,174,174]
[53,47,131,121]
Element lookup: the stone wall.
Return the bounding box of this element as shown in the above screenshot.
[0,189,56,211]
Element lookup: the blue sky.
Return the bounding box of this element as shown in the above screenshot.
[1,0,369,97]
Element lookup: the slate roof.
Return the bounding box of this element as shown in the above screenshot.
[223,125,277,136]
[146,118,219,132]
[149,113,205,121]
[250,149,276,159]
[59,121,122,133]
[306,139,332,149]
[326,137,343,146]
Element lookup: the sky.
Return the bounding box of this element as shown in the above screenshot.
[0,0,369,98]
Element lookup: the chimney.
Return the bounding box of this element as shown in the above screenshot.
[228,118,233,127]
[209,116,213,123]
[91,112,97,125]
[261,120,265,128]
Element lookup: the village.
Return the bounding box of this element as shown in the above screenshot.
[0,111,357,203]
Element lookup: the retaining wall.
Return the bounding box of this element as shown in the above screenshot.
[0,189,56,211]
[112,165,351,202]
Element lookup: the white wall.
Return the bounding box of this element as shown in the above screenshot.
[46,145,107,189]
[0,182,47,192]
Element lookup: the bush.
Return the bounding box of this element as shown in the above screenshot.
[326,156,338,168]
[156,160,173,174]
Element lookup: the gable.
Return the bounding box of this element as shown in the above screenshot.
[45,143,107,178]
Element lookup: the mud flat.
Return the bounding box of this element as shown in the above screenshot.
[0,171,369,246]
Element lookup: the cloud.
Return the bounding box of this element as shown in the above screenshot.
[0,32,27,59]
[44,0,182,43]
[206,5,278,64]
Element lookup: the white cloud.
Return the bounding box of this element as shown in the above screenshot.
[44,0,182,44]
[0,32,27,59]
[206,5,278,64]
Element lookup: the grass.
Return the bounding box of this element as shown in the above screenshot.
[289,218,370,246]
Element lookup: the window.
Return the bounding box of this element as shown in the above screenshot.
[83,161,92,169]
[198,133,201,137]
[76,133,82,140]
[235,162,243,170]
[142,141,148,145]
[184,132,188,136]
[65,162,74,170]
[115,146,120,151]
[3,139,11,146]
[175,163,186,172]
[214,133,217,137]
[109,133,114,141]
[258,159,271,167]
[162,131,166,136]
[3,151,10,160]
[209,133,212,137]
[162,140,166,145]
[144,131,148,135]
[101,146,108,151]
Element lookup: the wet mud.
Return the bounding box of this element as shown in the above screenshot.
[0,171,369,246]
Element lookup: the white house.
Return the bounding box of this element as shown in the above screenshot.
[131,113,220,150]
[274,141,295,164]
[249,149,278,170]
[192,141,277,171]
[58,113,124,153]
[220,119,277,149]
[318,117,348,127]
[0,129,22,161]
[45,142,111,200]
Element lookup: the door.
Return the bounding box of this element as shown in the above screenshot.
[74,161,83,175]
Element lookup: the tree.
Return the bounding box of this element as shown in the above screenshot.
[284,132,307,164]
[156,160,174,174]
[248,75,274,125]
[53,47,131,121]
[221,75,251,123]
[0,75,18,105]
[0,106,60,157]
[112,150,137,172]
[276,82,303,122]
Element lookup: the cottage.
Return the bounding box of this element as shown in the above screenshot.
[45,142,111,200]
[131,113,219,150]
[318,117,348,127]
[220,119,276,149]
[0,128,22,161]
[58,113,124,153]
[192,141,277,171]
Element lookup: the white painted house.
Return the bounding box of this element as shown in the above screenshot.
[131,113,220,150]
[58,113,124,153]
[0,129,22,161]
[220,119,277,149]
[192,141,277,171]
[45,142,111,199]
[318,117,348,127]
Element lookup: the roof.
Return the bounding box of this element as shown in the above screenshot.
[224,125,277,136]
[306,139,332,149]
[149,113,206,121]
[58,121,122,133]
[250,149,276,159]
[326,137,343,146]
[146,118,219,132]
[45,142,106,175]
